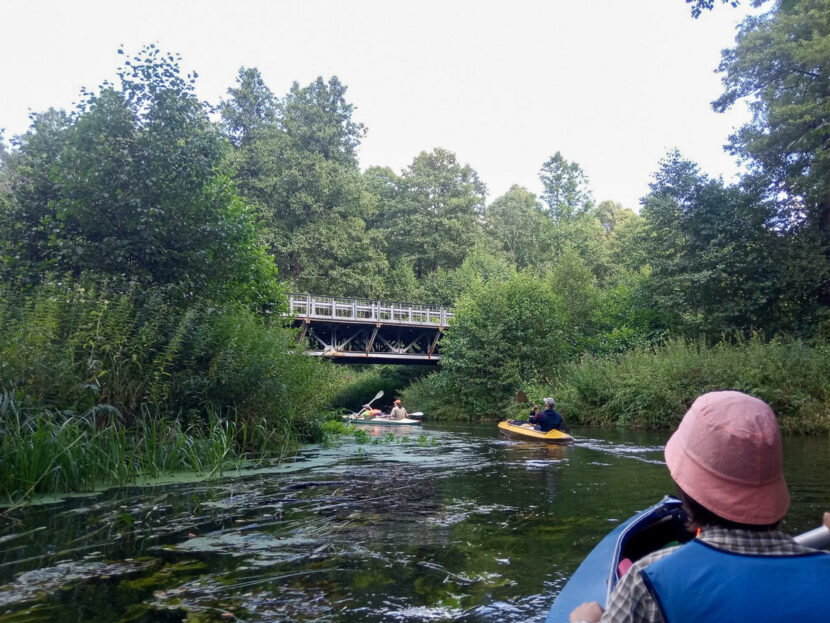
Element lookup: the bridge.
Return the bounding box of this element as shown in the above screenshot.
[287,294,453,365]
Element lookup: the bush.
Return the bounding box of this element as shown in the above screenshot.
[552,336,830,433]
[0,278,339,499]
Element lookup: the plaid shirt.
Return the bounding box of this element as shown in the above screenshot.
[598,527,817,623]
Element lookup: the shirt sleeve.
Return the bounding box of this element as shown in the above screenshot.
[599,550,676,623]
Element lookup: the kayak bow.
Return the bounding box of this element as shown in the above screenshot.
[545,496,690,623]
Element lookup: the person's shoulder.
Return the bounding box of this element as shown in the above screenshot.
[630,544,681,574]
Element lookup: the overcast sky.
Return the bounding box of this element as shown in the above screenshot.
[0,0,758,210]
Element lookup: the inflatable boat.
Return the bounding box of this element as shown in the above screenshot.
[497,420,574,444]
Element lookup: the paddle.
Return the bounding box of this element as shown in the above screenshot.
[794,512,830,550]
[353,390,384,418]
[365,390,384,407]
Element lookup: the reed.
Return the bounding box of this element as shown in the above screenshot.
[552,336,830,432]
[0,278,341,500]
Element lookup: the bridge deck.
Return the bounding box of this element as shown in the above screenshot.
[288,294,452,328]
[287,294,452,364]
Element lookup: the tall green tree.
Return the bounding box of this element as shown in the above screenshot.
[713,0,830,241]
[390,148,486,278]
[485,185,551,270]
[1,46,280,306]
[638,151,804,337]
[220,72,385,296]
[281,76,366,166]
[539,151,594,223]
[220,67,279,147]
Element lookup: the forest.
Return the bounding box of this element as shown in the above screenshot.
[1,0,829,498]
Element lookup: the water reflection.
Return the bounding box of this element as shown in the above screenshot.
[0,423,826,622]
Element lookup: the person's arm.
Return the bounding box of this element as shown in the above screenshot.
[570,554,668,623]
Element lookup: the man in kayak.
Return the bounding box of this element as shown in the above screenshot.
[389,399,408,420]
[529,397,563,432]
[570,391,830,623]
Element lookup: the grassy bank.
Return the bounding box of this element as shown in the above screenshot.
[551,337,830,433]
[0,279,340,501]
[401,336,830,433]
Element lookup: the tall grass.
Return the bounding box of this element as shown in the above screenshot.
[0,278,340,500]
[0,394,251,503]
[552,336,830,433]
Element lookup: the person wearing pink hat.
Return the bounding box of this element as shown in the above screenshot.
[570,391,830,623]
[389,399,408,420]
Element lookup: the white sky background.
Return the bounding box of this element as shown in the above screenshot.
[0,0,759,210]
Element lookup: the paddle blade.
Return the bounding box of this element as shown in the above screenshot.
[366,390,384,406]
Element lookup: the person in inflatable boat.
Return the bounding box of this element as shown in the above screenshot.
[529,397,563,432]
[570,390,830,623]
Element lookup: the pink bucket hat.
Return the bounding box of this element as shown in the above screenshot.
[665,391,789,525]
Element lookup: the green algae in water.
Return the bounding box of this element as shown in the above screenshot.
[1,424,827,622]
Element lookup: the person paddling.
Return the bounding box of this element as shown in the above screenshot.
[570,391,830,623]
[359,404,381,419]
[529,397,563,432]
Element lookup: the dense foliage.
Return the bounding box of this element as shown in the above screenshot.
[1,0,829,498]
[551,337,830,434]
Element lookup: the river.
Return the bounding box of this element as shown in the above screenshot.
[1,423,828,622]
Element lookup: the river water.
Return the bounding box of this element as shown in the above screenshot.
[1,423,828,622]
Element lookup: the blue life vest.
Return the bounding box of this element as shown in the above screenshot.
[640,538,830,623]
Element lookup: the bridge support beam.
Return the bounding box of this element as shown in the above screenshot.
[287,293,451,365]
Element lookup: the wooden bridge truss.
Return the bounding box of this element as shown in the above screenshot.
[287,294,452,364]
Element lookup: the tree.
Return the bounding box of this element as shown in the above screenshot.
[485,185,551,270]
[220,72,380,296]
[281,76,366,167]
[1,46,281,306]
[288,214,389,297]
[686,0,742,18]
[390,148,486,278]
[362,165,403,231]
[438,272,568,413]
[220,67,279,146]
[548,248,601,354]
[637,151,807,337]
[713,0,830,239]
[539,152,593,223]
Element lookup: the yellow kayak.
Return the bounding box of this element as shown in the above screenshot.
[498,420,574,444]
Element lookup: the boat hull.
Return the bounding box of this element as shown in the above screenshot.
[497,420,574,444]
[345,416,422,426]
[545,496,690,623]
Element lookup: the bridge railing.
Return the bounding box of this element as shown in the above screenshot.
[288,294,452,326]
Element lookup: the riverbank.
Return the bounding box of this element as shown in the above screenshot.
[551,337,830,433]
[0,280,341,501]
[403,337,830,434]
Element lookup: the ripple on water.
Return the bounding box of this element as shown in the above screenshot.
[2,424,825,623]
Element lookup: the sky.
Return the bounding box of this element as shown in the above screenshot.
[0,0,759,210]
